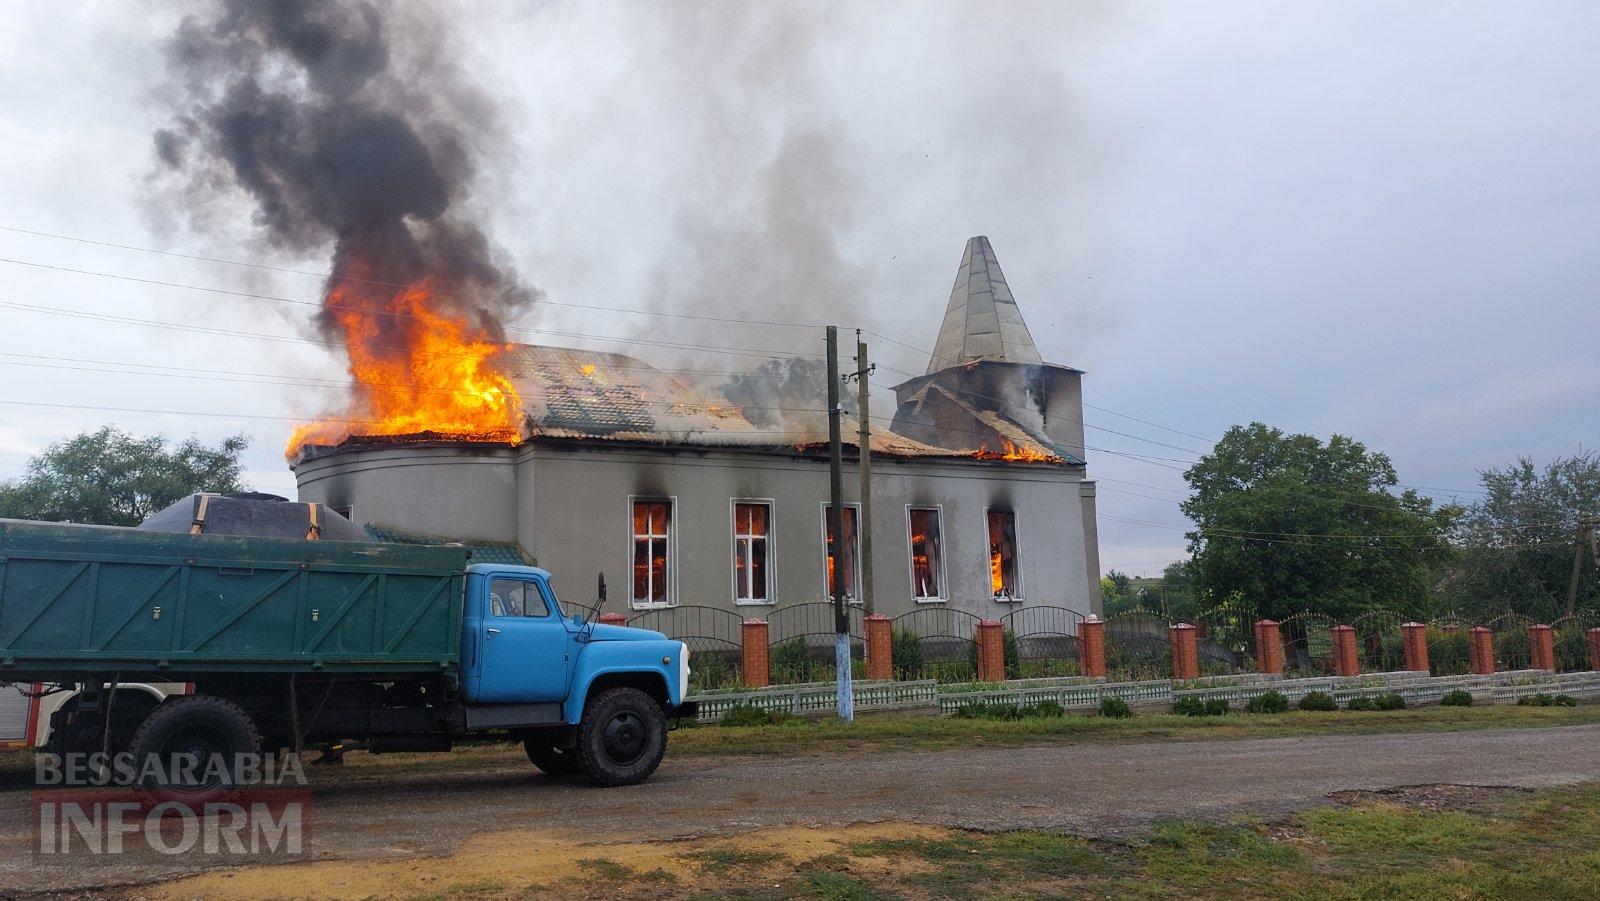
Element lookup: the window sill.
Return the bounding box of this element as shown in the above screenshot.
[914,596,948,604]
[630,601,677,611]
[734,599,776,606]
[991,595,1024,604]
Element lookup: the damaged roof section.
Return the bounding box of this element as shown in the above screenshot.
[501,345,1005,461]
[892,382,1079,465]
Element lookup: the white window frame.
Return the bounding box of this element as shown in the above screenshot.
[982,507,1024,603]
[906,504,948,603]
[818,502,863,606]
[627,495,678,610]
[730,498,776,606]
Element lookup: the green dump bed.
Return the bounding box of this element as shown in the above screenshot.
[0,520,469,680]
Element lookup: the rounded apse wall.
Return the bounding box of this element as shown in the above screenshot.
[291,443,518,544]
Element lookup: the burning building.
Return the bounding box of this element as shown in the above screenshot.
[292,236,1101,621]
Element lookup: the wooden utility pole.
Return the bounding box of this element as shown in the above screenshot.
[1570,514,1599,616]
[855,331,875,615]
[825,326,853,722]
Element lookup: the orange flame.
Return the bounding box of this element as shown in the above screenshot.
[974,439,1061,464]
[990,548,1005,595]
[286,279,522,457]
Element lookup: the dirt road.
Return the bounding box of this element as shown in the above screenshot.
[5,724,1599,894]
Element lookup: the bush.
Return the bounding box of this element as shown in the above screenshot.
[689,650,738,692]
[1374,692,1406,710]
[718,704,800,727]
[891,628,925,678]
[954,702,1019,720]
[1515,692,1578,708]
[1019,699,1066,719]
[1298,691,1338,712]
[1099,697,1133,719]
[1172,696,1207,717]
[1244,691,1288,714]
[1346,696,1377,711]
[1439,689,1474,707]
[771,637,814,684]
[1204,698,1230,716]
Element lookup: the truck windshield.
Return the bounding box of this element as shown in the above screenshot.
[489,578,565,619]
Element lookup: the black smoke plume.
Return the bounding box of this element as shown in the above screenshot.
[153,0,533,357]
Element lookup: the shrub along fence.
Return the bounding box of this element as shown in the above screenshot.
[632,602,1600,690]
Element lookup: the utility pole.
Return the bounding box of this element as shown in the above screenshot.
[854,330,876,615]
[826,326,853,722]
[1569,515,1599,616]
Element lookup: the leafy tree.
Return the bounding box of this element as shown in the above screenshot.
[0,427,250,526]
[1440,452,1600,619]
[1180,423,1458,623]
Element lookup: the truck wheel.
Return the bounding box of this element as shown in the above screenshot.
[576,687,667,787]
[127,695,261,802]
[523,736,582,776]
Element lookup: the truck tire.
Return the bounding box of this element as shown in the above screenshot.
[576,687,667,787]
[127,695,261,801]
[523,736,582,776]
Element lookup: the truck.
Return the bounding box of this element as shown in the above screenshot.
[0,518,695,788]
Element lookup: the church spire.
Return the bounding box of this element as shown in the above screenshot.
[925,236,1043,374]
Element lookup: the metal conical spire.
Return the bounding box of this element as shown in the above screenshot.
[925,236,1043,374]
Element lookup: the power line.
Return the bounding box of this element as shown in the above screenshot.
[0,258,826,362]
[0,225,824,331]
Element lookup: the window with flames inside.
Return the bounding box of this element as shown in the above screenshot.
[824,505,859,603]
[733,502,771,603]
[632,500,672,607]
[908,507,944,600]
[987,509,1020,600]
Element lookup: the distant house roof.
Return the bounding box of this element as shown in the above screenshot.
[926,236,1045,374]
[364,524,530,565]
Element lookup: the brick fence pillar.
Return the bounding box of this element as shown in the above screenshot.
[1468,626,1495,675]
[1402,622,1430,673]
[1254,620,1283,675]
[1589,628,1600,672]
[598,612,627,626]
[1169,623,1199,680]
[741,619,770,688]
[1331,625,1359,677]
[1079,615,1106,678]
[1528,624,1556,671]
[864,614,893,680]
[976,619,1006,682]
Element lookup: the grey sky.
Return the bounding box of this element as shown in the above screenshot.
[1,1,1596,576]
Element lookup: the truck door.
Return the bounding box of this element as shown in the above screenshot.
[476,576,573,703]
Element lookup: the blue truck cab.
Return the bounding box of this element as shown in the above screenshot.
[457,564,695,784]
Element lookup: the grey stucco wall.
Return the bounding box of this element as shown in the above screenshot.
[295,441,1096,622]
[293,444,519,544]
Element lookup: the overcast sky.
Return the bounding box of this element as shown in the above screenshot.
[1,1,1596,576]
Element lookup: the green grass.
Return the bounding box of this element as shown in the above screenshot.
[671,704,1600,759]
[808,784,1600,899]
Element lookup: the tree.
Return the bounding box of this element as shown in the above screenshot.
[0,427,250,526]
[1440,452,1600,620]
[1180,423,1458,623]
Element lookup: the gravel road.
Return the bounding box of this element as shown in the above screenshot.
[5,724,1599,894]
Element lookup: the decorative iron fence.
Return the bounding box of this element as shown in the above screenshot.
[1001,605,1084,678]
[1278,612,1336,675]
[1103,611,1172,682]
[890,606,984,681]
